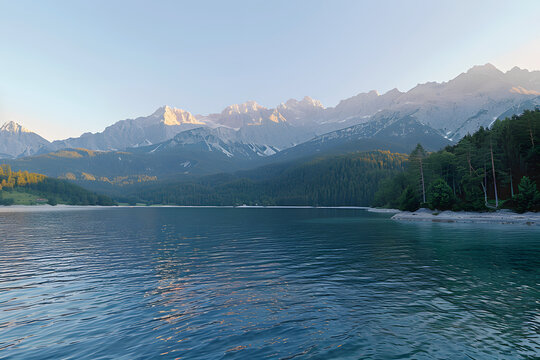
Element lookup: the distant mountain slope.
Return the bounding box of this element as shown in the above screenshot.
[50,106,204,151]
[134,127,280,159]
[314,64,540,139]
[496,96,540,121]
[6,127,278,181]
[111,150,409,206]
[0,122,50,158]
[271,112,452,163]
[5,136,269,181]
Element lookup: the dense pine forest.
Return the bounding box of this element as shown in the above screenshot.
[373,109,540,212]
[0,165,114,206]
[118,151,408,206]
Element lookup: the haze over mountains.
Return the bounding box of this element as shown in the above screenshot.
[2,64,539,179]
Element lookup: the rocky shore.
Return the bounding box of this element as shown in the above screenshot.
[392,208,540,226]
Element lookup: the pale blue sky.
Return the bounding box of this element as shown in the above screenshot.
[1,0,539,140]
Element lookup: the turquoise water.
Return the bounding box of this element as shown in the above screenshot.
[0,208,539,359]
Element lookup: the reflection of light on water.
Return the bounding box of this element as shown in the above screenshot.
[144,228,306,357]
[226,344,250,352]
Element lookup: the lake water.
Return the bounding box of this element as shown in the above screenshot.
[0,208,539,359]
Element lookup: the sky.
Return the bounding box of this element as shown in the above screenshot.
[1,0,540,141]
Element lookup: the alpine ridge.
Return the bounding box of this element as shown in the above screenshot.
[2,64,539,160]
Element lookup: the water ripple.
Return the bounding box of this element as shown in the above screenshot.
[0,208,539,359]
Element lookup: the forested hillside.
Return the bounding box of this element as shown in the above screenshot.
[118,151,407,206]
[0,165,114,205]
[374,109,540,212]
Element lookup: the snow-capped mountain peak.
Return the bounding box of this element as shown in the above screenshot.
[0,121,31,134]
[162,106,204,126]
[279,96,324,111]
[222,101,265,115]
[0,121,50,158]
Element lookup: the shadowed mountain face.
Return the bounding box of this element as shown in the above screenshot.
[2,64,539,163]
[133,127,280,159]
[4,146,263,181]
[271,112,452,163]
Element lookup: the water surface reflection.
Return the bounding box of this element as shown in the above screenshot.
[0,208,538,359]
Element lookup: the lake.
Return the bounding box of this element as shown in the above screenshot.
[0,207,539,359]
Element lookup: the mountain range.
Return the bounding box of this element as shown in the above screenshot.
[2,64,539,180]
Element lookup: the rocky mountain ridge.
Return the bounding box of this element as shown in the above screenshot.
[2,64,539,159]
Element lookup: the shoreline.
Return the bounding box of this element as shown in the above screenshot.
[392,208,540,226]
[2,205,536,226]
[0,204,115,212]
[0,204,386,212]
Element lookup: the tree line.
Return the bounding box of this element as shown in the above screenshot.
[0,164,114,206]
[373,109,540,212]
